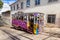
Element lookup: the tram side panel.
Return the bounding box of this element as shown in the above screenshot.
[12,19,27,30]
[12,13,44,35]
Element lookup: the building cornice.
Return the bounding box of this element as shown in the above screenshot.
[10,0,20,6]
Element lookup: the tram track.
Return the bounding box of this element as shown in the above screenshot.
[0,29,21,40]
[0,28,60,40]
[0,28,33,40]
[42,33,60,40]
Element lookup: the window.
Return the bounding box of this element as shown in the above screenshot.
[47,15,56,24]
[21,2,23,9]
[14,5,15,10]
[48,0,58,3]
[35,0,40,5]
[11,6,12,11]
[17,4,19,10]
[26,0,30,7]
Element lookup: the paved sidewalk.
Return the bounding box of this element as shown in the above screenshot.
[43,27,60,34]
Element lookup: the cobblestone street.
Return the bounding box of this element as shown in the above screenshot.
[0,26,60,40]
[0,0,60,40]
[0,19,60,40]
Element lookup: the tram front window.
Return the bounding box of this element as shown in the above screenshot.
[29,15,34,32]
[18,16,23,20]
[29,16,34,26]
[16,16,19,20]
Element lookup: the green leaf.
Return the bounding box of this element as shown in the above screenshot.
[0,0,3,9]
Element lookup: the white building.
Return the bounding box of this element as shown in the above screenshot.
[10,0,60,27]
[1,3,11,27]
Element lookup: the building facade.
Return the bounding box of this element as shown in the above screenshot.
[2,11,11,25]
[10,0,60,27]
[1,3,11,27]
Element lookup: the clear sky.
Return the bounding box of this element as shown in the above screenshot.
[2,0,17,5]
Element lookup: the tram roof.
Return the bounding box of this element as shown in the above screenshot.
[16,11,44,14]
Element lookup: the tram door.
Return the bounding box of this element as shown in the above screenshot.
[33,13,39,35]
[29,14,34,32]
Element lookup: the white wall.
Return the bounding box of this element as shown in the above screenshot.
[10,0,60,27]
[22,3,60,27]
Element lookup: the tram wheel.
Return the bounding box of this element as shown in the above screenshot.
[12,25,16,29]
[21,27,24,31]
